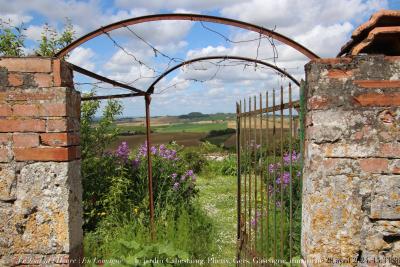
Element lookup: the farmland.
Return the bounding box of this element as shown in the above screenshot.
[110,112,238,150]
[109,112,299,151]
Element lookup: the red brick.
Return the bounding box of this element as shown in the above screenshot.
[0,58,52,72]
[327,69,352,79]
[8,73,23,86]
[354,80,400,88]
[359,158,389,173]
[0,148,9,162]
[46,118,79,132]
[5,91,58,101]
[14,146,80,161]
[40,133,80,146]
[307,96,329,110]
[384,56,400,62]
[0,119,45,132]
[40,103,67,117]
[46,119,68,132]
[0,104,12,116]
[0,133,9,145]
[353,93,400,106]
[312,58,352,65]
[34,73,53,87]
[13,104,39,116]
[53,59,62,86]
[380,143,400,157]
[13,133,39,148]
[13,103,68,117]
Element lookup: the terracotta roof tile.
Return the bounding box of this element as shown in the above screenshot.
[338,10,400,56]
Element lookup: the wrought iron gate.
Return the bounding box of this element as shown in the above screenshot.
[236,82,305,266]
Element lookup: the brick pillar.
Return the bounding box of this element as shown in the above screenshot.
[302,55,400,266]
[0,57,82,266]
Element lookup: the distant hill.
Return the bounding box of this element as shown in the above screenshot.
[178,112,209,119]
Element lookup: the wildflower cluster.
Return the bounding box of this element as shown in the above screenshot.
[114,141,198,209]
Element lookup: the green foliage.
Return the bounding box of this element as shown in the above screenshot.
[36,19,74,57]
[206,128,236,138]
[181,148,208,173]
[0,20,25,56]
[84,203,216,266]
[81,95,123,158]
[0,18,74,57]
[81,96,123,230]
[204,155,237,176]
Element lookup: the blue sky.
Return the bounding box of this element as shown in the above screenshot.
[0,0,398,116]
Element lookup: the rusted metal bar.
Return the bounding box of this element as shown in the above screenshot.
[70,63,146,94]
[145,94,155,240]
[265,91,270,260]
[272,89,277,261]
[248,96,252,259]
[81,92,143,101]
[146,56,300,94]
[243,99,247,233]
[253,95,257,252]
[259,93,264,256]
[280,86,284,261]
[56,13,320,60]
[238,101,299,117]
[289,83,293,266]
[236,101,242,264]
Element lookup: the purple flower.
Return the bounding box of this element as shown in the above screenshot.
[138,142,148,157]
[283,150,299,165]
[150,146,157,155]
[171,173,178,179]
[296,171,301,177]
[132,158,140,168]
[172,182,180,191]
[269,163,279,173]
[116,142,130,161]
[180,175,186,182]
[186,170,194,177]
[276,172,290,186]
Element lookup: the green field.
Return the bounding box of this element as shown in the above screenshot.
[117,122,229,134]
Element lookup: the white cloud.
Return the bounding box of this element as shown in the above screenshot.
[114,0,248,12]
[24,25,43,41]
[0,13,32,26]
[68,47,96,71]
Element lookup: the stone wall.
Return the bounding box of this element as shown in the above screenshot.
[0,57,82,266]
[302,55,400,266]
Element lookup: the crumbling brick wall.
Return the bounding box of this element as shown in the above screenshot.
[302,55,400,266]
[0,57,82,266]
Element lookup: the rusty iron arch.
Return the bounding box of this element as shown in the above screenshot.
[146,55,300,94]
[82,55,300,101]
[56,13,320,60]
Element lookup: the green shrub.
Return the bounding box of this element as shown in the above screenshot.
[203,155,237,177]
[181,148,208,173]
